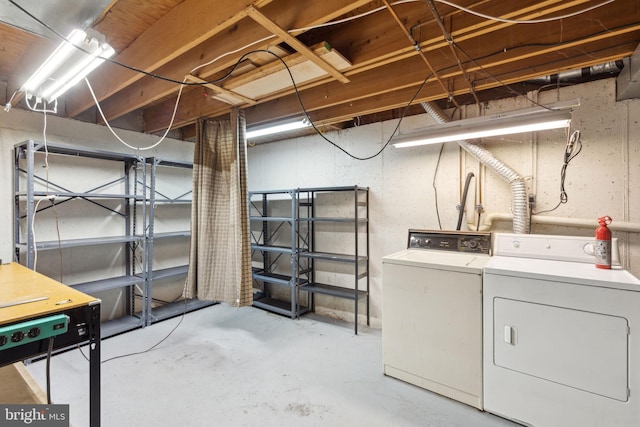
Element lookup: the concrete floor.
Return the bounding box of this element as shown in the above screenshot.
[27,305,521,427]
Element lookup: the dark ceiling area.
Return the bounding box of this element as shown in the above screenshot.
[1,0,639,141]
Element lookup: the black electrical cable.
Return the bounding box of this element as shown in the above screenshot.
[15,0,631,95]
[11,0,440,160]
[9,0,254,87]
[46,336,54,404]
[446,41,551,111]
[278,53,434,160]
[100,303,186,363]
[12,0,435,160]
[16,0,606,161]
[200,47,435,161]
[77,298,189,364]
[533,130,583,215]
[414,21,634,110]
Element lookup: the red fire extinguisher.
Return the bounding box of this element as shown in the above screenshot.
[595,216,612,269]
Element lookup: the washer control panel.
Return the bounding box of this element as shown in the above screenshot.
[408,229,491,254]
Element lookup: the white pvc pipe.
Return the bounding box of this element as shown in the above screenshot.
[469,212,640,233]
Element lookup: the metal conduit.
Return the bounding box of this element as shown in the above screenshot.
[420,102,530,234]
[472,212,640,234]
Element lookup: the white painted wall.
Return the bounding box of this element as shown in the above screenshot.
[247,78,640,327]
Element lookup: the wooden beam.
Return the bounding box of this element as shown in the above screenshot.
[95,0,372,122]
[66,0,275,118]
[144,31,638,134]
[464,25,640,76]
[185,75,257,105]
[246,6,350,84]
[102,0,584,123]
[141,0,640,132]
[383,0,459,108]
[274,46,636,130]
[304,45,640,128]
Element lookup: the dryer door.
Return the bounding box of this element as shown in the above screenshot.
[493,297,629,401]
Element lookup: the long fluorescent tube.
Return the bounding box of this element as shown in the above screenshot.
[246,118,311,139]
[20,29,115,102]
[21,30,86,93]
[392,100,577,148]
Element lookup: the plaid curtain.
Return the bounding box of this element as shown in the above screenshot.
[183,109,252,306]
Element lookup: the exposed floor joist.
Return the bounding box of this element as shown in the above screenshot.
[0,0,637,138]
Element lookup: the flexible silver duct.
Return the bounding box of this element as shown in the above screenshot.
[420,102,530,234]
[525,61,623,85]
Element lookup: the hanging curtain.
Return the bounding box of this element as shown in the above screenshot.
[184,109,252,307]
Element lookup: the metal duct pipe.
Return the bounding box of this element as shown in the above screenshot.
[526,61,624,85]
[421,102,530,234]
[456,172,475,231]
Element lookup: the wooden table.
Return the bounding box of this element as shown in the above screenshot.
[0,262,100,427]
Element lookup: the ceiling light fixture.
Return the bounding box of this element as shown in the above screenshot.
[246,118,311,139]
[21,29,115,102]
[392,100,578,148]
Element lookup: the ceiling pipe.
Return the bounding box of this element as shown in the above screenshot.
[526,61,623,85]
[421,101,530,234]
[469,212,640,234]
[618,46,640,100]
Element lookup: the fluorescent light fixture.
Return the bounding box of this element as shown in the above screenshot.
[21,29,115,102]
[392,100,578,148]
[246,118,311,139]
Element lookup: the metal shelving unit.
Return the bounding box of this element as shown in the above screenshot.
[248,186,369,332]
[298,186,369,334]
[13,140,146,337]
[13,143,217,335]
[144,157,215,325]
[249,189,311,318]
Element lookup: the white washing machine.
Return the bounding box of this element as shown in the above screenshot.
[483,233,640,427]
[382,230,491,409]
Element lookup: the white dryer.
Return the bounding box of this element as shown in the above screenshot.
[483,233,640,427]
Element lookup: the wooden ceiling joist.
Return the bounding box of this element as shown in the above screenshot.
[65,0,276,118]
[246,6,350,84]
[184,75,257,105]
[91,0,372,124]
[184,42,351,106]
[1,0,637,137]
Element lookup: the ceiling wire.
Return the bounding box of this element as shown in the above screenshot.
[9,0,617,93]
[8,0,276,88]
[424,0,480,106]
[410,0,617,41]
[8,0,421,90]
[444,38,554,111]
[8,0,613,157]
[85,47,435,159]
[85,77,180,151]
[434,0,615,25]
[382,0,460,109]
[290,0,420,33]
